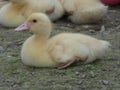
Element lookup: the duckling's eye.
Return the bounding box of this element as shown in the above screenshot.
[32,19,37,23]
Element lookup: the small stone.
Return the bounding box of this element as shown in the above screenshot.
[100,25,109,35]
[81,74,86,78]
[0,46,4,52]
[62,83,65,85]
[82,25,90,29]
[7,55,12,58]
[77,80,83,85]
[89,71,95,78]
[100,25,105,32]
[102,80,109,85]
[31,72,35,75]
[75,71,79,75]
[89,29,95,33]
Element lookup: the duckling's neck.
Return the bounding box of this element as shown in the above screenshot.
[33,34,49,44]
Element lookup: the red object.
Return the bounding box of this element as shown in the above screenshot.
[101,0,120,6]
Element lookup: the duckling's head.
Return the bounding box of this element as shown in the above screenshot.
[15,13,52,37]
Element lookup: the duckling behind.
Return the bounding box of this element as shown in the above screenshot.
[0,0,64,27]
[15,13,110,69]
[60,0,108,24]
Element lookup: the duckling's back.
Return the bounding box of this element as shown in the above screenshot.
[48,33,110,63]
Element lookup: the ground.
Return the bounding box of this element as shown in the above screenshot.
[0,6,120,90]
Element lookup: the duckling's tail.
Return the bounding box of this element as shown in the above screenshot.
[85,40,111,63]
[95,40,111,58]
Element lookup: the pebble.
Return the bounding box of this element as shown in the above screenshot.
[100,25,106,32]
[75,71,79,76]
[100,25,110,35]
[7,55,12,58]
[81,74,86,79]
[89,71,95,78]
[102,80,109,85]
[82,25,90,29]
[89,29,96,33]
[0,46,4,52]
[77,80,83,85]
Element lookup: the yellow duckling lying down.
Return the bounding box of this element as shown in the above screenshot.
[15,13,110,69]
[59,0,108,24]
[0,0,64,27]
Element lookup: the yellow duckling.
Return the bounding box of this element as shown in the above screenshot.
[0,0,64,27]
[59,0,108,24]
[15,13,110,69]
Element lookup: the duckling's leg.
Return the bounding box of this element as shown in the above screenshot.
[57,58,76,69]
[57,56,88,69]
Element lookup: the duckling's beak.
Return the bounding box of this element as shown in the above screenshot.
[15,22,29,31]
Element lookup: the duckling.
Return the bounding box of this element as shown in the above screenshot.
[59,0,108,24]
[15,13,110,69]
[0,0,64,27]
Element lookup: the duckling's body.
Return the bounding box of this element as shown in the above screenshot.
[60,0,108,24]
[15,13,110,69]
[0,3,26,27]
[0,0,64,27]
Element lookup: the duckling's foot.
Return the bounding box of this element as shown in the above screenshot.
[46,7,55,14]
[57,56,88,69]
[57,59,76,69]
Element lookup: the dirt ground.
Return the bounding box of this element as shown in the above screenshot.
[0,5,120,90]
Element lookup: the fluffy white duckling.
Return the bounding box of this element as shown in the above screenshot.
[0,0,64,27]
[15,13,110,69]
[59,0,108,24]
